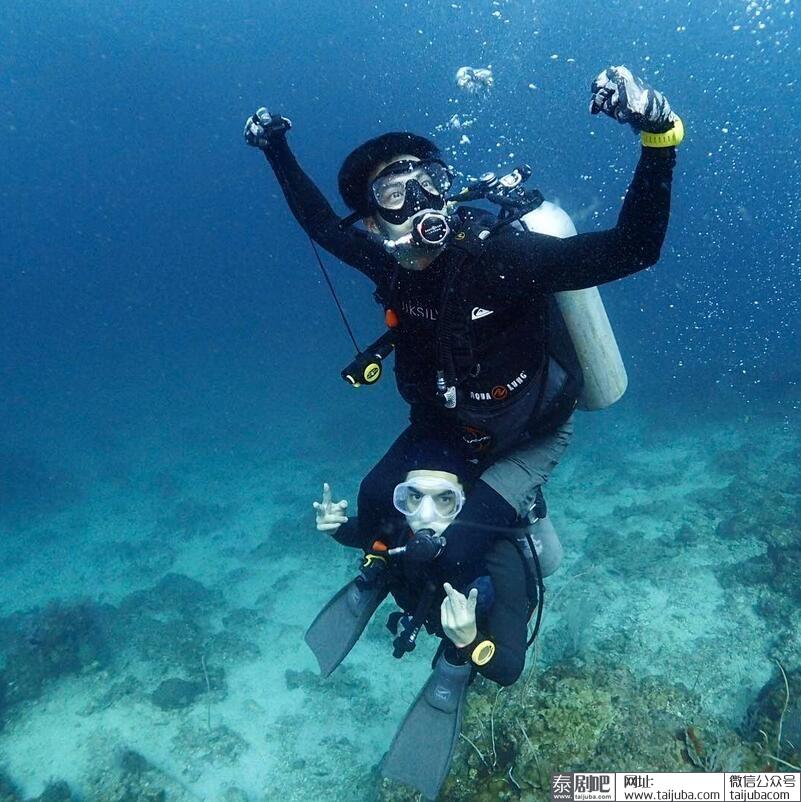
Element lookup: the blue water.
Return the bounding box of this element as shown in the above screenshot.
[0,0,798,798]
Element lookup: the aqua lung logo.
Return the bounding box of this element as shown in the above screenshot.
[401,300,438,321]
[469,370,528,401]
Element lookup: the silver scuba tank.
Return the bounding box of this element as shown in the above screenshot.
[516,202,628,411]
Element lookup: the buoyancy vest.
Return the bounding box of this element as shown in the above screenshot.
[380,208,581,456]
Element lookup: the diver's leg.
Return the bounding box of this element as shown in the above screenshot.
[436,418,574,577]
[529,515,564,577]
[437,480,518,578]
[356,426,422,541]
[381,650,472,799]
[479,415,574,518]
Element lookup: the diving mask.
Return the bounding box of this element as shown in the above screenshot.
[393,476,465,520]
[370,159,453,225]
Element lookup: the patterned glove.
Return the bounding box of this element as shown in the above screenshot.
[243,107,292,149]
[589,66,675,134]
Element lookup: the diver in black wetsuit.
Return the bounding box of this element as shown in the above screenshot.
[314,456,543,687]
[245,66,683,582]
[305,446,551,799]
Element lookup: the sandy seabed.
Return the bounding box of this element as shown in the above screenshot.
[1,391,798,801]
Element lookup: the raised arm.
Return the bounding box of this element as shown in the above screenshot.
[244,109,395,281]
[483,144,675,295]
[442,538,531,686]
[479,65,682,298]
[475,538,532,686]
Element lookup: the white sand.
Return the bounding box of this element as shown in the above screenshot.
[1,399,798,798]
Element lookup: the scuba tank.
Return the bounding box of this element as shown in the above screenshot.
[515,202,628,411]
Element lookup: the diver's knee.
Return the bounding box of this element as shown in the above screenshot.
[531,515,564,577]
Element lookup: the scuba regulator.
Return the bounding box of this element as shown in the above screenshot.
[383,210,453,253]
[451,163,543,226]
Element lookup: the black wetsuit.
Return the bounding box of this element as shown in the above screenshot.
[261,134,676,571]
[334,516,532,686]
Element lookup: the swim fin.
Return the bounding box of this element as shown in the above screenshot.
[381,653,472,800]
[304,577,387,677]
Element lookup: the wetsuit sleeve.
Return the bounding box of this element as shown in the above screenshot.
[330,518,373,550]
[465,538,530,686]
[479,147,676,295]
[260,134,397,283]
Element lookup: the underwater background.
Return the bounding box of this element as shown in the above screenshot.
[0,0,799,799]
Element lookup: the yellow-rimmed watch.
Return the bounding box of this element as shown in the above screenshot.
[641,115,684,148]
[470,639,496,666]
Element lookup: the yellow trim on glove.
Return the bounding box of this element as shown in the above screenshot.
[641,115,684,148]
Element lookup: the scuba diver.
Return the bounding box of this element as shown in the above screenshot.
[244,65,684,583]
[305,442,561,800]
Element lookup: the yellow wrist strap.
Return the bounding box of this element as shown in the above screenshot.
[470,640,496,666]
[641,115,684,148]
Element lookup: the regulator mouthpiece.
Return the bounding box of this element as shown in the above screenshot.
[383,211,453,252]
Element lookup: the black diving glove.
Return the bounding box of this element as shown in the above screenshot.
[590,65,676,134]
[243,107,292,149]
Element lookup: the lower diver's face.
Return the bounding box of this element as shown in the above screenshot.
[395,470,465,537]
